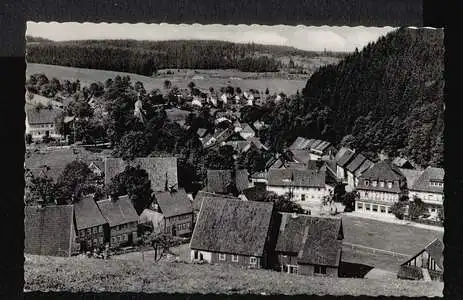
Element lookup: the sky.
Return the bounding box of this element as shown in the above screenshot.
[26,22,396,52]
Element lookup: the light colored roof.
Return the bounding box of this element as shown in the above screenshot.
[26,108,60,125]
[74,195,107,230]
[190,197,274,256]
[97,195,139,227]
[155,189,193,218]
[268,168,325,188]
[399,168,424,189]
[410,167,444,194]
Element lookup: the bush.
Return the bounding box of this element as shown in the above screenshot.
[390,201,407,220]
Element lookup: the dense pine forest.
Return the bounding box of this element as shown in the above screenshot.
[25,37,343,74]
[257,28,444,168]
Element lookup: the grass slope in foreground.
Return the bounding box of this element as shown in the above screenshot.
[25,255,442,296]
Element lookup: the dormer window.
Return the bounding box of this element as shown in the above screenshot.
[372,180,377,187]
[387,181,393,189]
[379,181,385,188]
[365,180,370,186]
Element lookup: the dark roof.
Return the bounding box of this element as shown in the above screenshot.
[313,141,332,152]
[410,167,444,194]
[206,169,249,193]
[25,205,74,256]
[193,191,241,212]
[354,159,374,177]
[225,140,251,153]
[276,213,343,267]
[104,157,178,192]
[286,162,309,170]
[425,238,444,270]
[155,188,193,218]
[97,195,139,227]
[242,185,268,202]
[190,197,274,256]
[337,150,356,168]
[26,108,60,125]
[357,160,405,193]
[393,157,413,168]
[74,195,107,230]
[397,265,424,280]
[345,153,367,173]
[268,168,325,188]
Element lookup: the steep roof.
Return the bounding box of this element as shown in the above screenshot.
[313,141,332,152]
[291,149,312,164]
[74,195,107,230]
[289,137,315,150]
[357,160,406,193]
[104,157,178,192]
[25,205,74,257]
[206,169,249,194]
[399,168,424,189]
[267,168,325,188]
[26,108,60,125]
[155,188,193,218]
[276,213,343,267]
[410,167,444,194]
[190,197,274,256]
[354,159,374,177]
[193,191,241,212]
[335,147,352,162]
[402,238,444,271]
[97,195,139,227]
[337,149,356,168]
[345,153,367,173]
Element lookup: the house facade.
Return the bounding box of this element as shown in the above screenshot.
[355,160,407,217]
[154,189,194,237]
[74,195,108,251]
[25,108,63,141]
[335,148,356,184]
[288,137,337,161]
[266,168,331,212]
[190,197,275,269]
[97,195,140,249]
[275,213,343,277]
[408,167,444,219]
[398,239,443,282]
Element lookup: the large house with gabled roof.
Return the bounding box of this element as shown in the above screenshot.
[288,137,337,161]
[355,159,407,216]
[190,197,275,269]
[275,213,343,277]
[25,108,63,141]
[154,188,194,237]
[408,167,444,220]
[74,195,108,252]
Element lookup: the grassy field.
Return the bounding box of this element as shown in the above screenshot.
[24,254,442,296]
[27,63,310,95]
[342,215,443,255]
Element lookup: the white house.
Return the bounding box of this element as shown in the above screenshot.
[408,167,444,220]
[25,108,63,141]
[267,168,331,212]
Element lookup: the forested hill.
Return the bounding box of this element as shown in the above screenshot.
[261,28,444,168]
[26,38,344,74]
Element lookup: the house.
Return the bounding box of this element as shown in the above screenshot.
[25,108,63,141]
[249,171,268,187]
[25,204,80,257]
[104,157,178,192]
[205,169,250,195]
[393,157,415,169]
[154,189,194,237]
[344,153,375,191]
[275,213,343,277]
[190,197,275,268]
[192,191,241,222]
[408,167,444,220]
[335,148,356,184]
[397,238,443,282]
[266,168,331,212]
[97,195,140,249]
[288,137,337,160]
[355,160,407,216]
[399,168,424,191]
[74,195,108,251]
[138,208,164,234]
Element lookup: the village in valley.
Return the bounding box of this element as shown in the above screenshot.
[23,24,444,295]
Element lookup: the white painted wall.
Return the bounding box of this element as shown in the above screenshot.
[190,250,212,263]
[409,191,443,205]
[267,185,330,202]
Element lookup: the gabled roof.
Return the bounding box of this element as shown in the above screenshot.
[399,168,424,189]
[26,108,60,125]
[104,157,178,192]
[190,197,274,256]
[247,137,268,151]
[155,188,193,218]
[337,150,356,168]
[89,160,104,173]
[334,147,351,162]
[74,195,107,230]
[354,159,374,177]
[410,167,444,194]
[192,191,241,212]
[206,169,249,194]
[276,213,343,267]
[266,156,285,170]
[268,168,325,188]
[313,141,332,152]
[402,238,444,271]
[345,153,367,173]
[291,149,312,165]
[288,137,312,150]
[25,205,74,257]
[97,195,139,227]
[239,123,255,136]
[357,160,406,193]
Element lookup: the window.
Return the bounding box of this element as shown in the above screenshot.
[314,265,327,275]
[372,205,378,212]
[111,237,116,243]
[93,227,97,234]
[232,255,239,262]
[93,238,98,245]
[365,204,371,211]
[219,253,226,261]
[387,182,393,189]
[98,237,103,244]
[372,181,377,187]
[380,206,386,213]
[431,208,436,212]
[88,239,92,247]
[357,202,363,209]
[250,257,257,265]
[86,228,91,235]
[301,194,306,201]
[80,230,85,237]
[98,226,103,233]
[123,234,128,241]
[379,181,385,188]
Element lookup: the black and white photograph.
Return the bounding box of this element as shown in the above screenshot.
[23,22,444,297]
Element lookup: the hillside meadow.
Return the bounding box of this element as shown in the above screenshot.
[24,254,443,296]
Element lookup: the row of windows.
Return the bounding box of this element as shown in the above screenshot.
[430,181,444,188]
[111,233,129,244]
[34,124,54,128]
[177,222,190,231]
[357,202,391,213]
[171,214,191,222]
[364,180,393,189]
[87,237,104,247]
[32,130,56,136]
[79,226,103,237]
[314,265,327,275]
[362,191,397,202]
[218,253,257,264]
[114,223,134,231]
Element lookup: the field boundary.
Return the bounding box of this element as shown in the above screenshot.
[343,242,410,258]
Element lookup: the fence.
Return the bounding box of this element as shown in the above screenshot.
[343,242,409,258]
